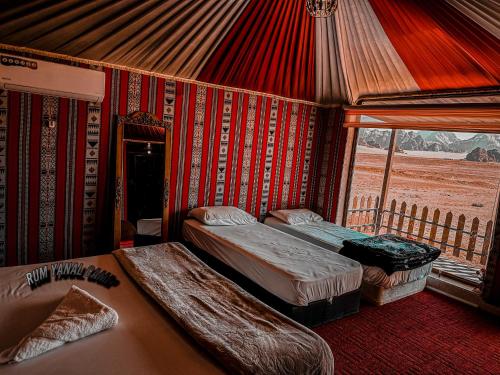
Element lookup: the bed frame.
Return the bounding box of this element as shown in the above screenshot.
[361,277,427,306]
[185,243,360,327]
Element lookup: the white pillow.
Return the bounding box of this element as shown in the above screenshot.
[269,209,323,225]
[188,206,257,226]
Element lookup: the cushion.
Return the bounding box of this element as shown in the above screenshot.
[269,209,323,225]
[188,206,257,226]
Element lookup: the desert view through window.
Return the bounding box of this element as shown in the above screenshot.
[348,128,500,276]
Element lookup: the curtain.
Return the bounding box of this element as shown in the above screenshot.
[0,0,249,78]
[315,16,346,104]
[369,0,500,91]
[1,0,499,105]
[197,0,315,102]
[446,0,500,38]
[334,0,419,103]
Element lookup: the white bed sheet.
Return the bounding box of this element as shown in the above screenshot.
[137,218,162,236]
[182,219,362,306]
[264,216,432,289]
[264,216,366,251]
[0,255,223,375]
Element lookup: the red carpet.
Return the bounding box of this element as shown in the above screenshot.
[314,290,500,374]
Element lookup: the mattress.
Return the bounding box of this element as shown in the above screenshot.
[182,219,363,306]
[264,216,368,251]
[136,218,162,236]
[361,278,427,306]
[264,216,432,289]
[0,254,223,375]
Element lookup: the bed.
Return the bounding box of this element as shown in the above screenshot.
[0,243,334,374]
[182,216,363,326]
[264,215,432,306]
[136,218,162,236]
[0,253,222,375]
[133,218,162,246]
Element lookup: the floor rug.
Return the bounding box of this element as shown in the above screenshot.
[314,290,500,374]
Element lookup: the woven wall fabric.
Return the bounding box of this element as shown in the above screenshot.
[1,66,344,266]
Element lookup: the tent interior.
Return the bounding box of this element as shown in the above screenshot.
[0,1,499,374]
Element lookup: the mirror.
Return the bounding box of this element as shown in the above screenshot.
[113,112,172,249]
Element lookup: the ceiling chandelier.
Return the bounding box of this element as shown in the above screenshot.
[306,0,338,17]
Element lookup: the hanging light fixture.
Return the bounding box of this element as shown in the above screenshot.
[306,0,338,17]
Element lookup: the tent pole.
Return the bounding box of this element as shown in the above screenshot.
[375,129,398,235]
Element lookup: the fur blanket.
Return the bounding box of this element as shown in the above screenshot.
[341,234,441,275]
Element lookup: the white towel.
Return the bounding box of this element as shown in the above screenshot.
[0,285,118,364]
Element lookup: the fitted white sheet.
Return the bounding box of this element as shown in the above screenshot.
[264,216,432,289]
[264,217,366,251]
[182,219,363,306]
[136,218,162,236]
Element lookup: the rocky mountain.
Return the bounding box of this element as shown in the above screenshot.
[420,131,460,145]
[465,148,500,163]
[358,129,500,156]
[450,133,500,153]
[358,129,391,149]
[397,131,427,151]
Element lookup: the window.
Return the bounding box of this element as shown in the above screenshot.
[344,106,500,285]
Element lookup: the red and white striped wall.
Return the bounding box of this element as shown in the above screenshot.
[1,67,345,266]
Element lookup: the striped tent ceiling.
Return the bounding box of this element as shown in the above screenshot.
[0,0,499,105]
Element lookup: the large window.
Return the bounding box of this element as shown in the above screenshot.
[344,106,500,285]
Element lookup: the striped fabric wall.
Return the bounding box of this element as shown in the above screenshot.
[310,109,347,223]
[167,82,321,238]
[0,67,346,266]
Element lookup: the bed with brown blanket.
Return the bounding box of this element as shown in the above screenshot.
[0,242,334,374]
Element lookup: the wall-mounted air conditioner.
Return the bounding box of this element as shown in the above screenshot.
[0,54,105,103]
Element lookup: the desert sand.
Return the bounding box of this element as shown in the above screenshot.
[348,148,500,266]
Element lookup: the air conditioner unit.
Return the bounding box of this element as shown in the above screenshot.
[0,54,105,103]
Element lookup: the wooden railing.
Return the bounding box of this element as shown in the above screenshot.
[346,195,494,266]
[346,195,379,233]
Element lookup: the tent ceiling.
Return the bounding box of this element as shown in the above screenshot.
[0,0,498,105]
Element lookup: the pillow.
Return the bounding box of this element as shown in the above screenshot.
[188,206,257,226]
[269,209,323,225]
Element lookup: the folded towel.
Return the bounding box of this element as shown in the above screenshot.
[340,234,441,275]
[0,285,118,364]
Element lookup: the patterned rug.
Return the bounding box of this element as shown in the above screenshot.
[314,290,500,375]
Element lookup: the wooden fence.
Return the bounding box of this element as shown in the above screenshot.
[346,195,494,266]
[346,195,379,233]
